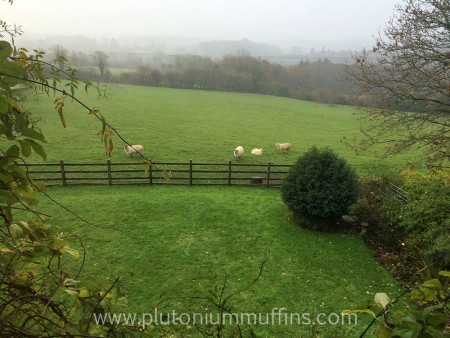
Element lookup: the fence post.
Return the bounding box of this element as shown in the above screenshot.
[60,160,67,186]
[189,160,193,186]
[266,162,271,187]
[228,161,232,185]
[107,160,112,185]
[149,162,153,185]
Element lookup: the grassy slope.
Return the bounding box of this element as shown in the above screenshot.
[23,86,411,336]
[37,185,401,337]
[23,85,422,174]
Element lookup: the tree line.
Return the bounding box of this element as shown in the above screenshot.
[66,50,358,106]
[114,54,357,105]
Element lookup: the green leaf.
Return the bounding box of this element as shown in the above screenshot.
[25,139,47,160]
[6,144,20,158]
[64,246,80,259]
[104,134,108,154]
[0,189,15,205]
[0,78,12,95]
[0,247,14,254]
[14,112,28,133]
[64,289,79,298]
[19,193,38,206]
[0,123,7,134]
[0,171,13,183]
[10,162,29,181]
[78,288,91,299]
[50,237,69,252]
[375,324,391,338]
[9,223,24,238]
[18,140,32,157]
[0,154,14,168]
[100,114,107,140]
[0,61,26,78]
[341,309,376,317]
[426,313,447,328]
[0,41,12,61]
[33,182,46,193]
[108,136,113,156]
[21,128,46,142]
[57,105,66,128]
[423,279,442,289]
[15,221,32,236]
[438,271,450,278]
[0,96,9,114]
[391,326,422,338]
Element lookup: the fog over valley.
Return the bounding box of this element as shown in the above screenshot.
[3,0,401,62]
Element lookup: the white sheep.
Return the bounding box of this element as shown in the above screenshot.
[275,142,291,153]
[234,146,244,159]
[251,148,265,155]
[124,144,144,157]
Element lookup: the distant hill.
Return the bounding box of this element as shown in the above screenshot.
[16,34,355,64]
[198,38,282,58]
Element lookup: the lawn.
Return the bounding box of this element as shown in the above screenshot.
[22,85,423,174]
[35,185,402,337]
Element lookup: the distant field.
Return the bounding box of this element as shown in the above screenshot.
[22,85,422,174]
[36,185,401,337]
[77,66,133,76]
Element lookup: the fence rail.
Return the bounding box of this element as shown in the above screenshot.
[18,160,291,187]
[388,182,408,205]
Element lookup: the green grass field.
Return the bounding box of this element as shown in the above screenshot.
[20,86,414,336]
[36,185,401,337]
[23,85,422,174]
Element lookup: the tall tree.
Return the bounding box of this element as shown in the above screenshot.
[92,50,108,79]
[69,50,89,67]
[50,43,68,70]
[347,0,449,166]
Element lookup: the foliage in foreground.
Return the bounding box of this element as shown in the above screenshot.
[351,169,450,278]
[344,271,449,338]
[281,146,357,230]
[347,169,449,337]
[348,169,450,337]
[0,33,139,336]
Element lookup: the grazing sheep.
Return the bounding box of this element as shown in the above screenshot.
[275,142,291,153]
[234,146,244,159]
[251,148,265,155]
[124,144,144,157]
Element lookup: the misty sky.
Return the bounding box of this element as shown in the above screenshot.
[3,0,401,49]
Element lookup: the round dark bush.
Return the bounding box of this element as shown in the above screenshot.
[281,146,358,223]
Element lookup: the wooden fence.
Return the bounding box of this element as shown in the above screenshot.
[19,160,292,187]
[388,182,408,205]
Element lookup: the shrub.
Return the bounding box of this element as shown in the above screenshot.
[350,176,405,239]
[350,177,389,226]
[281,146,358,229]
[349,176,417,281]
[396,170,450,273]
